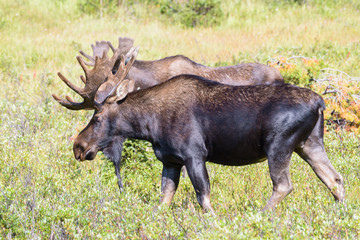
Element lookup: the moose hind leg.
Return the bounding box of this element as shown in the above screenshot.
[296,140,345,202]
[264,151,294,210]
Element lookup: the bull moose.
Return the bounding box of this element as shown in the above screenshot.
[79,37,284,90]
[55,37,284,190]
[53,48,345,212]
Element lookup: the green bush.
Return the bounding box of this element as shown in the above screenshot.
[267,56,325,86]
[77,0,118,16]
[159,0,224,28]
[122,139,154,164]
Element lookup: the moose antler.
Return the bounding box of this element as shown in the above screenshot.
[80,37,134,67]
[52,47,123,110]
[79,41,112,66]
[94,47,139,104]
[113,36,135,57]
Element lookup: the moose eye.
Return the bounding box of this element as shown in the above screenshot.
[93,115,100,123]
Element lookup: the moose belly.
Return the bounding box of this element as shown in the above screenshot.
[208,147,267,166]
[209,153,267,166]
[205,126,267,166]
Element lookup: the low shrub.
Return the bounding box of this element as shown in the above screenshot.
[268,55,324,86]
[158,0,224,28]
[313,69,360,133]
[268,55,360,133]
[77,0,118,16]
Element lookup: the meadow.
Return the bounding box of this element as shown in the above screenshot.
[0,0,360,238]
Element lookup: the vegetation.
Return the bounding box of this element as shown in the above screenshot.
[268,55,360,132]
[158,0,224,28]
[0,0,359,238]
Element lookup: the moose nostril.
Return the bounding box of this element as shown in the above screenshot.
[85,149,95,160]
[73,143,86,161]
[74,149,81,161]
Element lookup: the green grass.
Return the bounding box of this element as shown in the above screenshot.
[1,0,360,238]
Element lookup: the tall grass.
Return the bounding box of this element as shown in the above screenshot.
[0,0,359,238]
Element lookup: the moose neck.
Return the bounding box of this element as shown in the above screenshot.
[110,91,165,143]
[127,61,159,89]
[109,77,202,144]
[127,57,206,90]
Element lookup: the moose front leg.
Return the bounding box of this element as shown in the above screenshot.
[185,158,214,214]
[160,164,182,206]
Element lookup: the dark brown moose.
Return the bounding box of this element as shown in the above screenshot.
[53,49,345,213]
[55,37,285,190]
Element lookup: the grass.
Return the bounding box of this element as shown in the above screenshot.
[0,0,360,238]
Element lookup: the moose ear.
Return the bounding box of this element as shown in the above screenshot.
[127,79,135,93]
[95,81,115,104]
[112,79,131,102]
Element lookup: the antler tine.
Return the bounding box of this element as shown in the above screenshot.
[79,40,112,66]
[76,56,90,75]
[124,46,136,59]
[114,54,126,79]
[57,72,84,96]
[80,75,86,84]
[79,43,98,66]
[93,56,100,68]
[79,50,95,66]
[122,46,139,79]
[114,46,139,82]
[106,47,122,72]
[107,41,115,53]
[52,94,91,110]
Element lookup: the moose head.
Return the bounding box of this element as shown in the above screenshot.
[53,45,138,146]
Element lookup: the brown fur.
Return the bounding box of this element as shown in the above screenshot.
[114,55,284,90]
